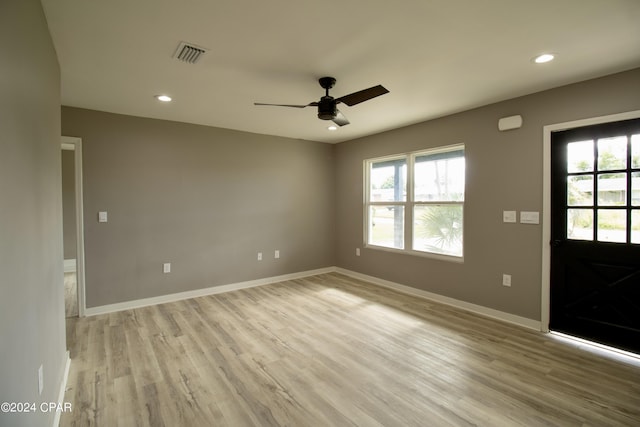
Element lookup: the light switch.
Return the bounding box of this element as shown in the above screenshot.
[503,211,517,223]
[502,274,512,287]
[520,211,540,224]
[98,211,108,223]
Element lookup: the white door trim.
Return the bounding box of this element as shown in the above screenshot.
[61,136,86,317]
[541,110,640,332]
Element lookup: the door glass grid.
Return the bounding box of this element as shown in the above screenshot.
[566,133,640,244]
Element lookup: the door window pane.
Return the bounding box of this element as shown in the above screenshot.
[368,205,404,249]
[597,173,626,206]
[567,209,593,240]
[413,204,463,256]
[567,175,593,206]
[632,172,640,206]
[632,134,640,169]
[597,209,626,243]
[632,210,640,244]
[369,159,406,202]
[597,136,627,171]
[567,140,594,173]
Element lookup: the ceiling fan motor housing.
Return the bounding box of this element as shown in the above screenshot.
[317,96,337,120]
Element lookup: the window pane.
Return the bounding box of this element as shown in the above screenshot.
[414,151,465,202]
[369,159,406,202]
[632,210,640,244]
[597,209,626,243]
[597,136,626,171]
[368,205,404,249]
[597,173,626,206]
[633,172,640,206]
[632,134,640,169]
[567,209,593,240]
[567,175,593,206]
[567,140,593,173]
[413,204,463,257]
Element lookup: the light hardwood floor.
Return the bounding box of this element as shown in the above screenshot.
[61,273,640,426]
[64,272,78,318]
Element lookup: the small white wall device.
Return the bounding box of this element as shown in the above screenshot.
[498,115,523,131]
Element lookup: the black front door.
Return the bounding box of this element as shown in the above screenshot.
[550,118,640,354]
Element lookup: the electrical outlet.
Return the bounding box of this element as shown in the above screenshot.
[163,263,171,273]
[502,274,512,287]
[356,248,361,256]
[38,365,43,395]
[257,252,262,261]
[274,250,280,259]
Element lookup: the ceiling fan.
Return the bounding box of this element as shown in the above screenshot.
[254,77,389,127]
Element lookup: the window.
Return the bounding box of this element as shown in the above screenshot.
[365,145,465,259]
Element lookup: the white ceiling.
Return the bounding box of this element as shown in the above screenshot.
[41,0,640,143]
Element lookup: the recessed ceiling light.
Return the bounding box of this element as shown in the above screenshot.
[327,125,338,131]
[155,95,172,102]
[534,53,555,64]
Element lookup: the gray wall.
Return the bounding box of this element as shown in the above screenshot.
[62,108,335,308]
[335,68,640,321]
[0,0,67,426]
[61,149,77,260]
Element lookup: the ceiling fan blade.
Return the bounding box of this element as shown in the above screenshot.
[254,102,317,108]
[332,109,350,127]
[337,85,389,107]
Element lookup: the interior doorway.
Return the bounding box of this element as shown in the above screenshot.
[61,136,86,317]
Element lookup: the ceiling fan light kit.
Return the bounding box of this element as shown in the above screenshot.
[254,77,389,127]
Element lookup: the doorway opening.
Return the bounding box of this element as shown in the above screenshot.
[61,136,86,318]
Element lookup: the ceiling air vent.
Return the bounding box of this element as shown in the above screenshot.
[173,42,207,64]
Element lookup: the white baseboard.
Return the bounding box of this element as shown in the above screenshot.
[63,259,76,273]
[334,268,542,331]
[52,351,71,427]
[83,265,540,331]
[84,267,335,316]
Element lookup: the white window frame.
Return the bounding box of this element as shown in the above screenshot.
[364,144,465,262]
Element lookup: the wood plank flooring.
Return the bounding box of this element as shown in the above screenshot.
[61,273,640,426]
[64,272,78,318]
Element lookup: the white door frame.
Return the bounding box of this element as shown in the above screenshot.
[61,136,86,317]
[541,110,640,332]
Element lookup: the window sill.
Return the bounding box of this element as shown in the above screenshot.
[364,244,464,263]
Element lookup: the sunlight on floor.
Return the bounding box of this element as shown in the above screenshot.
[550,331,640,367]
